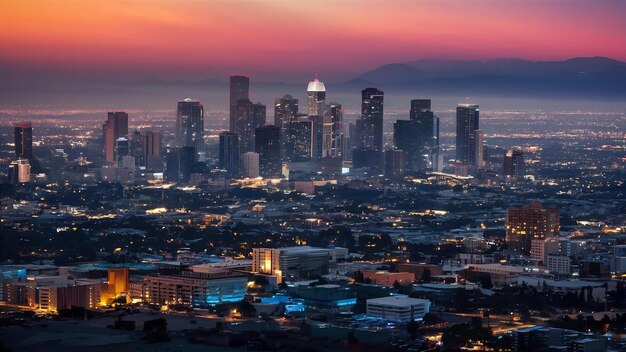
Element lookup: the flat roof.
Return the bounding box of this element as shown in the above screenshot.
[367,295,429,307]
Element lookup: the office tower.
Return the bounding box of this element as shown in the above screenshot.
[290,120,314,161]
[102,112,129,163]
[176,99,204,155]
[308,114,332,159]
[165,146,195,183]
[274,95,299,159]
[14,122,33,159]
[255,125,281,178]
[233,99,265,152]
[474,129,484,168]
[107,268,129,300]
[8,158,31,184]
[410,99,431,114]
[456,104,481,166]
[354,87,384,168]
[503,149,525,178]
[506,202,560,255]
[242,152,260,178]
[49,149,68,182]
[384,149,407,179]
[394,99,440,173]
[328,103,344,159]
[252,246,338,283]
[253,102,266,129]
[142,130,163,171]
[307,78,326,116]
[343,122,356,162]
[218,132,240,178]
[115,137,129,164]
[229,75,250,132]
[359,87,384,152]
[128,131,144,167]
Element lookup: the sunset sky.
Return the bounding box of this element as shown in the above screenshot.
[1,0,625,82]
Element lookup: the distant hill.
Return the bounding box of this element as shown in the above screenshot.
[348,57,626,98]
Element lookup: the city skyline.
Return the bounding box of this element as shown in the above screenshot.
[0,2,625,351]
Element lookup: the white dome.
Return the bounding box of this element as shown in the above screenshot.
[307,79,326,92]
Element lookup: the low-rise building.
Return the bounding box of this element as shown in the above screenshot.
[143,268,247,307]
[366,295,431,322]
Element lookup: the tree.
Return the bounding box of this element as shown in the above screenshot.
[238,300,257,318]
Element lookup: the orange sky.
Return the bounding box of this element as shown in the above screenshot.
[1,0,625,81]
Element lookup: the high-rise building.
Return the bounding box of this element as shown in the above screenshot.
[14,122,33,159]
[229,75,250,132]
[456,104,481,166]
[115,137,129,164]
[218,132,240,178]
[384,149,407,179]
[290,120,314,161]
[394,99,440,173]
[506,202,560,255]
[176,99,204,155]
[128,131,144,167]
[354,88,384,168]
[49,149,68,182]
[232,99,266,153]
[102,112,129,163]
[309,115,332,160]
[8,158,31,184]
[307,78,326,116]
[142,130,163,171]
[242,152,260,178]
[359,87,384,152]
[328,103,344,159]
[274,95,299,159]
[165,146,195,183]
[504,149,525,178]
[255,125,281,178]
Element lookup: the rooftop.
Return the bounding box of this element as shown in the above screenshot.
[367,295,430,307]
[307,79,326,92]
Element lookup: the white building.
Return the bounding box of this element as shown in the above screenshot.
[242,152,260,178]
[8,158,31,184]
[366,295,431,322]
[252,246,341,283]
[546,254,571,275]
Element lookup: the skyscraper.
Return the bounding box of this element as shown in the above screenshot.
[102,112,129,163]
[242,152,260,178]
[219,132,240,178]
[142,130,163,171]
[8,158,31,184]
[384,149,407,179]
[307,78,326,116]
[394,99,440,173]
[176,99,204,155]
[290,120,314,161]
[255,125,281,178]
[353,87,384,168]
[165,146,196,183]
[506,202,560,255]
[456,104,481,166]
[328,103,344,159]
[14,122,33,159]
[274,95,299,159]
[232,99,266,153]
[49,149,68,182]
[503,149,525,178]
[229,75,250,132]
[115,137,129,164]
